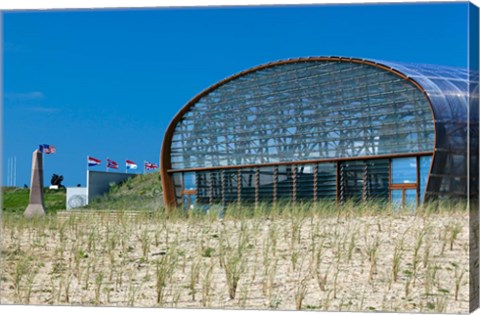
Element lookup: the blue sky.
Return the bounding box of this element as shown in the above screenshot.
[2,2,471,187]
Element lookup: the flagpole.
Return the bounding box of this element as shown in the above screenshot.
[10,157,13,187]
[10,157,12,186]
[7,157,10,187]
[14,156,17,187]
[106,158,108,172]
[125,158,128,174]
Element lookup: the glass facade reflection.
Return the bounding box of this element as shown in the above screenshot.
[392,158,417,184]
[171,61,434,170]
[161,57,478,209]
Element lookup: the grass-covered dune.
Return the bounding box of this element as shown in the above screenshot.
[0,201,470,312]
[1,187,66,214]
[1,172,163,213]
[85,172,163,210]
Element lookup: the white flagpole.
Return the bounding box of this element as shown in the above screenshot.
[10,157,13,187]
[9,157,11,186]
[7,157,10,187]
[125,158,128,174]
[13,156,16,187]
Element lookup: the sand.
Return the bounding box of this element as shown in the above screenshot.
[0,210,470,313]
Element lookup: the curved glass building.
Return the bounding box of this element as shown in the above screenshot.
[161,57,478,210]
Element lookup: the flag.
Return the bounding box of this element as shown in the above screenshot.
[39,144,56,154]
[126,160,138,170]
[144,161,159,170]
[106,158,119,170]
[88,156,101,167]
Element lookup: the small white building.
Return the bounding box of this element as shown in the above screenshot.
[66,187,88,210]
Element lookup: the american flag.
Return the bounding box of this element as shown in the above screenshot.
[144,161,159,170]
[39,144,56,154]
[106,158,119,170]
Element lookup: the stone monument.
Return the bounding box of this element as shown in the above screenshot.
[24,149,46,218]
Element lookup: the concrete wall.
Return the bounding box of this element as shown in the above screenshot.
[87,171,137,202]
[66,187,88,210]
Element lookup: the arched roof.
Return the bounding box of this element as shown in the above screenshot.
[373,58,470,125]
[163,57,441,170]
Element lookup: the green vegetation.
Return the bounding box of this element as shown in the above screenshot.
[85,172,163,210]
[1,172,162,213]
[2,187,66,214]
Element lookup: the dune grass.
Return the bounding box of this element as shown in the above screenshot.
[0,201,470,312]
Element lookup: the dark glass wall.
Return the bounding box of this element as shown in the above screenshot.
[468,5,479,311]
[185,157,428,208]
[375,60,474,199]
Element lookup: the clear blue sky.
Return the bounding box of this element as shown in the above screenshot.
[2,2,471,187]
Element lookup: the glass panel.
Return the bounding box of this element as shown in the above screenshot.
[365,159,389,201]
[316,163,337,200]
[183,195,196,212]
[258,167,275,203]
[223,169,239,204]
[240,168,256,203]
[196,171,210,204]
[340,161,364,202]
[183,195,189,211]
[183,172,196,190]
[296,164,314,201]
[392,157,417,184]
[173,173,183,205]
[419,156,432,204]
[405,189,417,210]
[210,171,222,204]
[277,165,294,201]
[391,190,403,210]
[194,170,222,205]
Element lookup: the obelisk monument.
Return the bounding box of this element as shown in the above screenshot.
[24,149,46,218]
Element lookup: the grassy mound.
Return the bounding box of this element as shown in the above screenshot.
[2,173,163,213]
[2,187,66,213]
[85,172,163,210]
